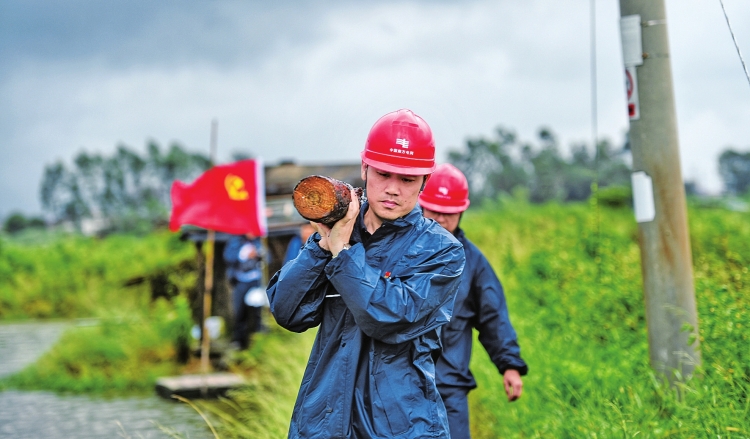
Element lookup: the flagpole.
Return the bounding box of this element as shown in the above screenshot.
[201,119,219,395]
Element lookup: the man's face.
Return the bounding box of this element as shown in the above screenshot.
[361,163,424,222]
[422,208,461,234]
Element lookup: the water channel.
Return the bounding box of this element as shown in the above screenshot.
[0,321,212,439]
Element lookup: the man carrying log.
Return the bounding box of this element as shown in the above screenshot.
[267,109,466,439]
[419,163,528,439]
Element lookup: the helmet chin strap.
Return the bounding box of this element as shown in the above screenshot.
[363,165,369,203]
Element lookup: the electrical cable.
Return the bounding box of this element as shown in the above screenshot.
[590,0,602,280]
[718,0,750,89]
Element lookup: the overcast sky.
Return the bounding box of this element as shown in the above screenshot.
[2,0,749,217]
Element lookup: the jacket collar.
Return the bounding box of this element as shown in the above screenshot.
[352,203,422,243]
[453,227,466,240]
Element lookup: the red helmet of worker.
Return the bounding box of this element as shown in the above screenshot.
[418,163,470,214]
[361,109,436,175]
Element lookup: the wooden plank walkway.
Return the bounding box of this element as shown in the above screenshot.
[155,372,246,399]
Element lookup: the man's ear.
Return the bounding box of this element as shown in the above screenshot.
[361,162,368,182]
[420,174,431,192]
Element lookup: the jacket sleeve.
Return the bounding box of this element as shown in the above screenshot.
[325,234,465,344]
[472,252,529,375]
[223,237,242,264]
[266,237,331,333]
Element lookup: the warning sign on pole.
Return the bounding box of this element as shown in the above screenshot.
[620,15,644,67]
[625,66,640,120]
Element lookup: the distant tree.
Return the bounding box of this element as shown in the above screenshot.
[3,213,28,234]
[231,151,255,162]
[597,185,633,208]
[447,125,631,205]
[40,160,90,227]
[684,180,700,196]
[3,212,46,234]
[718,149,750,195]
[595,138,631,189]
[528,128,566,203]
[27,217,46,228]
[447,127,530,204]
[39,141,211,232]
[563,142,597,201]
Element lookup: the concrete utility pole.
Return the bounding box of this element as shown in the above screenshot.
[617,0,700,384]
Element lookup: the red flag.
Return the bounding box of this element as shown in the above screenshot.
[169,159,267,236]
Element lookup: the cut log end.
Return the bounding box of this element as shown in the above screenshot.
[293,175,361,226]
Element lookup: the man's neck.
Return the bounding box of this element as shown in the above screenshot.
[363,208,382,235]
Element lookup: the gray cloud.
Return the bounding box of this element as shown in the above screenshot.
[1,0,749,217]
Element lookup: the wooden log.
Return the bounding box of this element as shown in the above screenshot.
[293,175,363,226]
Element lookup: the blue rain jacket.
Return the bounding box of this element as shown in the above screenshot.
[224,235,265,284]
[436,228,527,391]
[267,204,465,439]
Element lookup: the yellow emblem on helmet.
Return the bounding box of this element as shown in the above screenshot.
[225,174,249,200]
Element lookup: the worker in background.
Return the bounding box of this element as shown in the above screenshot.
[283,222,315,264]
[224,233,268,350]
[267,109,465,439]
[419,163,528,439]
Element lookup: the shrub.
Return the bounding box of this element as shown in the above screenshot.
[596,184,633,208]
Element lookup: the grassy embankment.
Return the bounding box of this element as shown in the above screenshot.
[465,200,749,437]
[2,199,748,437]
[0,229,195,394]
[205,199,749,438]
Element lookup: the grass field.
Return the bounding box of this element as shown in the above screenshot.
[0,229,195,394]
[2,199,748,437]
[0,229,195,320]
[208,199,750,438]
[462,200,749,437]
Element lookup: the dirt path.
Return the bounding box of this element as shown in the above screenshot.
[0,321,212,439]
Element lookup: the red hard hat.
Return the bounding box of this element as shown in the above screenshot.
[418,163,470,214]
[361,109,436,175]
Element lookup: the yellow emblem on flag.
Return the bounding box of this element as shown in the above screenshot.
[225,174,249,200]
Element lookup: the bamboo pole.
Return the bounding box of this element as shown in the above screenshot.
[200,119,219,396]
[200,230,215,390]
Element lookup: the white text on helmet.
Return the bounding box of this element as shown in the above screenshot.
[390,148,414,155]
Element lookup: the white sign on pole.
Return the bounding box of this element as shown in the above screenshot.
[632,171,655,223]
[620,15,643,67]
[625,66,640,120]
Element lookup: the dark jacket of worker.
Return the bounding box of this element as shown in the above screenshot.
[436,228,528,391]
[267,204,465,439]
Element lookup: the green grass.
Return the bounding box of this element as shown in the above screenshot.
[462,201,750,438]
[0,229,195,320]
[0,229,196,394]
[198,320,316,439]
[207,200,750,438]
[1,296,193,395]
[3,200,748,437]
